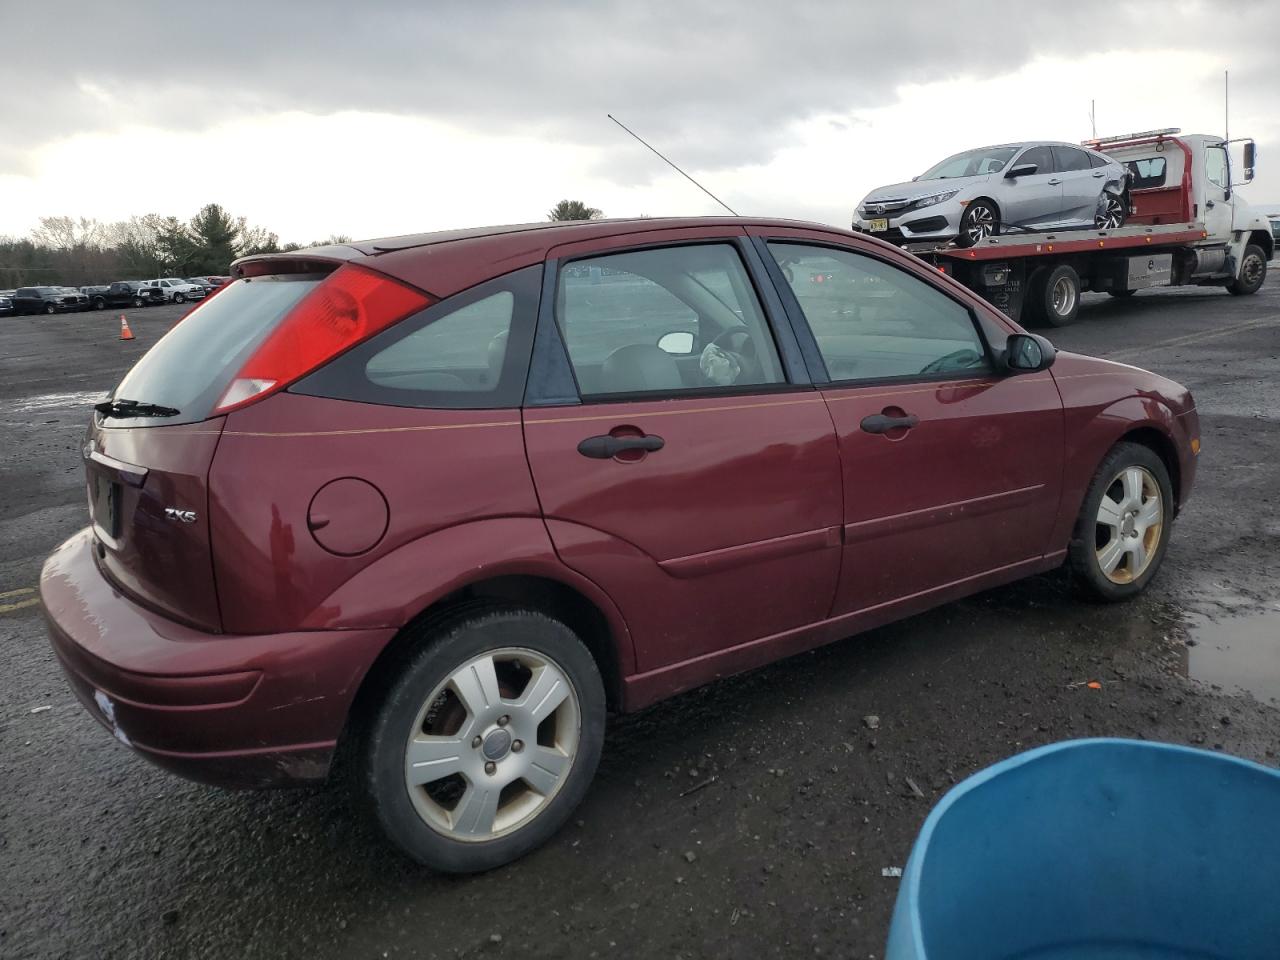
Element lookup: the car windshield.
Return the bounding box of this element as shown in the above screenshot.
[918,146,1020,180]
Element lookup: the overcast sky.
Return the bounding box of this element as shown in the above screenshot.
[1,0,1277,242]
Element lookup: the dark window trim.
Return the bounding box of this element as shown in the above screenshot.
[292,264,540,411]
[758,237,1001,385]
[524,257,581,407]
[544,237,804,404]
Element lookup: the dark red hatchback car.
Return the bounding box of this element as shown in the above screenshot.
[42,218,1198,871]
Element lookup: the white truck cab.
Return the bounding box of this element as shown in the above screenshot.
[146,278,206,303]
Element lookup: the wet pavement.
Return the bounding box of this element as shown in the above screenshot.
[2,286,1279,959]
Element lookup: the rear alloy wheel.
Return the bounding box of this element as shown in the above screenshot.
[957,200,998,248]
[1096,193,1127,229]
[1228,244,1267,296]
[1070,442,1173,601]
[364,608,605,873]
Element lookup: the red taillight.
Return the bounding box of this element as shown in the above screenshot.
[214,264,430,413]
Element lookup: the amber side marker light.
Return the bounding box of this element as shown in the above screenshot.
[1191,437,1201,455]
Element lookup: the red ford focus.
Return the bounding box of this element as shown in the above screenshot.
[41,218,1198,871]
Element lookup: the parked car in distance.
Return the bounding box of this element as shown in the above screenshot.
[183,277,220,295]
[42,217,1198,874]
[0,291,13,316]
[79,285,111,310]
[145,278,206,303]
[12,285,86,314]
[105,281,167,308]
[855,141,1131,247]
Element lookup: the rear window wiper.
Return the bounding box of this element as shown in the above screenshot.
[94,398,181,419]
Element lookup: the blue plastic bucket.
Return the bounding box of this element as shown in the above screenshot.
[886,739,1280,959]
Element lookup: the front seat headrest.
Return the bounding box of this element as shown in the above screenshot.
[600,344,683,394]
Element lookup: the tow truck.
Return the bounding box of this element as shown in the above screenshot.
[891,129,1274,326]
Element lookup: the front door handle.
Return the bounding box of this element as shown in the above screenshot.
[860,413,919,434]
[1047,178,1062,185]
[1092,171,1105,178]
[577,434,665,459]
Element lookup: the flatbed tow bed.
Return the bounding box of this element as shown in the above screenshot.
[908,221,1212,325]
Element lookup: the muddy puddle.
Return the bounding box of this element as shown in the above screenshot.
[1178,603,1280,703]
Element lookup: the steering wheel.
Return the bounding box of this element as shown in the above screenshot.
[919,348,984,375]
[708,326,761,384]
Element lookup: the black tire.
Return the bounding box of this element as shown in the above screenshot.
[363,606,606,873]
[1026,263,1081,328]
[44,303,56,315]
[1096,192,1127,229]
[1069,442,1174,602]
[92,297,106,310]
[132,297,144,308]
[1107,289,1137,299]
[956,200,999,248]
[1227,243,1267,296]
[173,292,186,304]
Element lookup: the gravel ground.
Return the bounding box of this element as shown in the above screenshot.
[1,283,1278,959]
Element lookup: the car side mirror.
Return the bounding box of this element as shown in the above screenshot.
[1005,163,1037,179]
[1004,333,1056,373]
[657,331,695,355]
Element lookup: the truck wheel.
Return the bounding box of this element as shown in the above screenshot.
[1227,244,1267,296]
[957,200,999,248]
[44,303,57,315]
[1027,264,1081,327]
[1107,289,1137,299]
[132,297,144,308]
[363,606,605,873]
[173,292,186,304]
[1069,442,1173,602]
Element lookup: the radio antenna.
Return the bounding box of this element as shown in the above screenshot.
[607,113,740,216]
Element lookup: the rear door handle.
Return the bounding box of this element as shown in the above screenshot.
[1047,178,1062,185]
[860,413,919,434]
[1092,171,1106,177]
[577,434,665,459]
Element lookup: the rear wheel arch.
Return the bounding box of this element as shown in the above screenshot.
[337,572,627,776]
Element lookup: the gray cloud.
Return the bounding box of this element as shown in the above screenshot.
[3,0,1278,185]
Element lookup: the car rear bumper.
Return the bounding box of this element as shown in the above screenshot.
[40,528,395,788]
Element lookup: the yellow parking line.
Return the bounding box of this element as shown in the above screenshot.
[0,597,40,614]
[0,587,35,600]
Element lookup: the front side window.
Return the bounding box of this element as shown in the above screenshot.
[767,242,991,382]
[556,243,784,398]
[1016,146,1056,175]
[1205,145,1229,189]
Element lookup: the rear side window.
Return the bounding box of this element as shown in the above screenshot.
[110,275,321,425]
[1088,152,1110,169]
[294,265,540,410]
[1054,146,1091,172]
[555,243,785,398]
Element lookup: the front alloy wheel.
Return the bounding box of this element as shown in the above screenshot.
[364,608,605,873]
[958,201,998,247]
[1070,442,1173,600]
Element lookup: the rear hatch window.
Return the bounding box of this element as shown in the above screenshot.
[109,275,322,426]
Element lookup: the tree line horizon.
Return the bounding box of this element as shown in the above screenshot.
[1,200,606,288]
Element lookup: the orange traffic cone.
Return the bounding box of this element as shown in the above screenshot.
[118,315,135,341]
